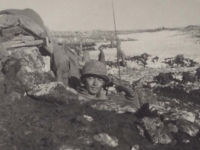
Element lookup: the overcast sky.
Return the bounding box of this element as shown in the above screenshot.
[1,0,200,31]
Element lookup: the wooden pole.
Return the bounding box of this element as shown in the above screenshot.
[112,0,121,85]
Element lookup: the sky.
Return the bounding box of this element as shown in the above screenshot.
[1,0,200,31]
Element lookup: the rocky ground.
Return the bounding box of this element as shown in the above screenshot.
[1,28,200,150]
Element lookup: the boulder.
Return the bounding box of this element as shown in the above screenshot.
[2,57,53,92]
[154,73,174,85]
[131,88,158,106]
[1,47,54,92]
[176,119,199,137]
[59,145,81,150]
[27,82,78,104]
[140,117,173,144]
[182,139,190,144]
[93,133,118,147]
[163,110,196,123]
[166,123,178,133]
[149,104,169,116]
[90,99,138,114]
[131,145,140,150]
[8,47,47,72]
[16,70,54,91]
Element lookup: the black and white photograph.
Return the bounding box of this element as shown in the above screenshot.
[0,0,200,149]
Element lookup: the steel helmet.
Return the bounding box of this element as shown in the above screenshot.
[81,60,109,85]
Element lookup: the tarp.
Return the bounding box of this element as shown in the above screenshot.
[0,8,53,54]
[0,8,46,36]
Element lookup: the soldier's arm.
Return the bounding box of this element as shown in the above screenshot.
[115,85,140,109]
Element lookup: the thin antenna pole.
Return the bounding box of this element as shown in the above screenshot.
[111,0,121,85]
[112,0,117,38]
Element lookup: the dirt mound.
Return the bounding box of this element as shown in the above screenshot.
[0,89,200,150]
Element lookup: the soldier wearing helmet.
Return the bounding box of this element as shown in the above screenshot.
[77,60,109,100]
[76,60,140,109]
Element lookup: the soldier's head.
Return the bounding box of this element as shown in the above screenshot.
[81,60,109,95]
[98,45,104,51]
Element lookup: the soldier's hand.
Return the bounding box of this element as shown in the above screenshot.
[115,85,133,97]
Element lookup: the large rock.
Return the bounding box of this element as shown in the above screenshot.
[1,46,53,92]
[166,123,178,133]
[8,46,48,72]
[163,110,196,123]
[176,119,199,137]
[2,57,53,92]
[140,117,173,144]
[148,104,169,116]
[93,133,118,147]
[27,82,78,104]
[133,88,158,106]
[90,99,138,114]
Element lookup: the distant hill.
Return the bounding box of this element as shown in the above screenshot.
[183,25,200,31]
[51,25,200,42]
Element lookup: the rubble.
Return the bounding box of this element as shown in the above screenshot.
[163,110,196,122]
[176,119,199,137]
[182,139,190,144]
[139,117,173,144]
[93,133,118,147]
[90,99,138,114]
[131,145,140,150]
[107,53,199,72]
[83,115,93,122]
[166,123,178,133]
[59,145,81,150]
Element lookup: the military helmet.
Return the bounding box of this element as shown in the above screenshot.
[81,60,109,85]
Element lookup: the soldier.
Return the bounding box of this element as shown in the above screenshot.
[51,39,81,89]
[51,38,70,87]
[116,38,126,67]
[98,45,106,65]
[77,60,140,109]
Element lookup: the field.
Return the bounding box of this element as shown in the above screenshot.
[90,29,200,63]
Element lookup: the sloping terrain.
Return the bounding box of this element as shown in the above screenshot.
[1,27,200,150]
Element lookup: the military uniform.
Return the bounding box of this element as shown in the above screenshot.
[77,60,140,109]
[116,40,126,67]
[51,40,81,89]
